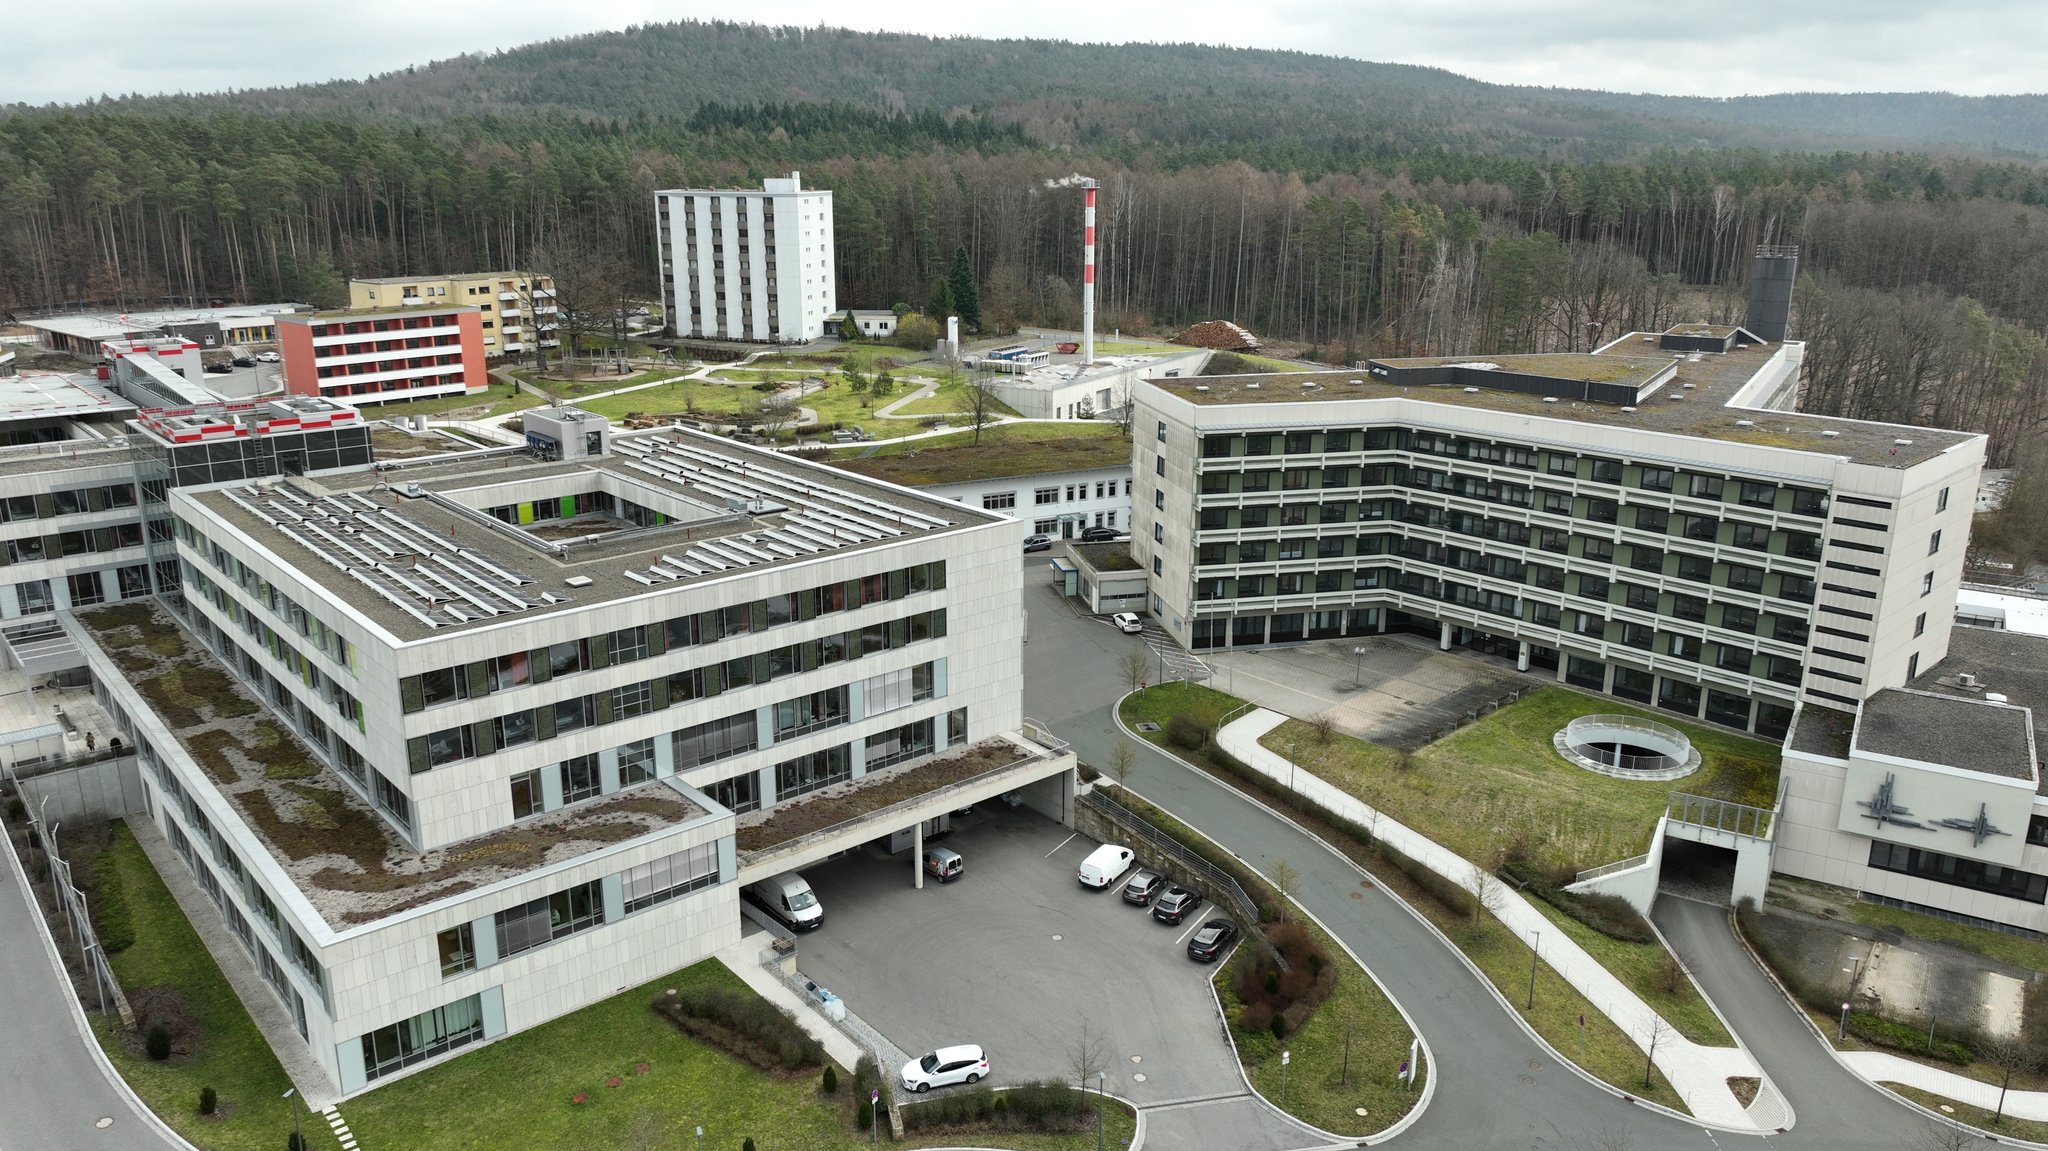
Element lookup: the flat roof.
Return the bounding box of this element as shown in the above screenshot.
[828,422,1132,486]
[1957,587,2048,637]
[285,304,481,321]
[1148,336,1979,469]
[1910,625,2048,795]
[351,271,526,284]
[0,373,136,421]
[1854,686,2035,783]
[75,600,711,930]
[22,303,307,339]
[996,350,1205,394]
[185,427,995,643]
[1787,704,1856,759]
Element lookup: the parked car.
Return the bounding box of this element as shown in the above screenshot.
[922,846,964,883]
[1120,869,1166,906]
[1023,534,1052,553]
[1080,526,1121,542]
[1152,885,1203,925]
[901,1044,988,1092]
[1111,612,1144,634]
[1076,843,1136,889]
[231,355,256,368]
[255,351,280,362]
[745,872,822,932]
[1186,919,1239,962]
[204,362,233,374]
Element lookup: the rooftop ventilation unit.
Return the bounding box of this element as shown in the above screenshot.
[1349,379,1363,386]
[564,576,594,588]
[1987,692,2010,704]
[1245,382,1261,390]
[1542,397,1559,403]
[1735,419,1756,427]
[1958,672,1980,689]
[1822,430,1840,437]
[1463,386,1480,393]
[395,483,426,498]
[1620,406,1637,413]
[1302,382,1318,389]
[1894,438,1914,446]
[1193,385,1209,391]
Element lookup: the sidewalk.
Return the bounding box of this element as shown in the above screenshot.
[1841,1051,2048,1121]
[712,931,863,1072]
[1216,708,1766,1129]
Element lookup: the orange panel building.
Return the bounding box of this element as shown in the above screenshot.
[276,305,487,407]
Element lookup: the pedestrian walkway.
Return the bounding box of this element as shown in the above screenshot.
[1840,1051,2048,1121]
[1215,707,1767,1129]
[711,931,863,1072]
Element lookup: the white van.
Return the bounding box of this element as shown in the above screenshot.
[1076,844,1136,889]
[748,872,823,931]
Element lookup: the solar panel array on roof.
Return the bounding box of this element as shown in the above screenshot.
[611,435,957,582]
[221,481,542,629]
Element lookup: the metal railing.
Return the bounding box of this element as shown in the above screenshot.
[1575,851,1652,885]
[1563,714,1692,772]
[2,766,124,1021]
[1667,792,1774,840]
[739,732,1070,868]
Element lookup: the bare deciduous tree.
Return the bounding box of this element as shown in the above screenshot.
[1069,1018,1109,1095]
[757,392,800,445]
[1977,1032,2044,1125]
[1108,740,1136,786]
[1118,650,1149,691]
[1269,859,1300,919]
[967,376,1001,445]
[1473,863,1509,923]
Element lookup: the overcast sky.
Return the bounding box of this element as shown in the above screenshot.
[5,0,2041,106]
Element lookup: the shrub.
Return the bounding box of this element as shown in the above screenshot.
[821,1064,838,1094]
[5,797,23,822]
[198,1086,217,1115]
[1270,1013,1288,1040]
[743,1139,757,1151]
[1378,839,1476,919]
[652,986,825,1073]
[1165,712,1208,751]
[1263,970,1280,995]
[145,1025,171,1061]
[1849,1011,1975,1065]
[1241,1001,1274,1033]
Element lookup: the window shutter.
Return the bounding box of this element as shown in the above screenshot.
[406,737,430,775]
[530,648,552,683]
[595,691,615,726]
[399,676,425,714]
[646,625,667,657]
[586,636,610,670]
[536,707,557,741]
[466,662,490,698]
[472,721,496,757]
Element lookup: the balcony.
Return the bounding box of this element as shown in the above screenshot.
[501,325,522,336]
[499,291,519,301]
[400,295,424,306]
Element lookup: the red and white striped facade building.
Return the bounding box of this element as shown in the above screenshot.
[277,305,488,407]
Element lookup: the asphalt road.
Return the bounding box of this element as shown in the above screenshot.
[1020,560,1950,1151]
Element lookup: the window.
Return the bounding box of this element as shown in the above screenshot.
[610,625,650,664]
[495,879,605,959]
[1034,487,1059,505]
[373,770,412,832]
[776,745,852,798]
[15,580,53,616]
[1914,612,1927,638]
[1868,842,2047,904]
[437,924,476,977]
[673,712,757,769]
[1922,572,1934,597]
[1929,530,1942,555]
[360,995,485,1082]
[774,686,851,739]
[65,571,105,607]
[619,738,657,786]
[560,754,603,804]
[509,770,542,819]
[611,681,654,719]
[981,492,1017,511]
[1937,487,1950,512]
[866,718,935,771]
[622,842,720,913]
[707,770,760,814]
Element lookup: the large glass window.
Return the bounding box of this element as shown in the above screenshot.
[776,745,852,799]
[360,995,485,1082]
[622,842,720,913]
[560,754,603,804]
[437,924,476,977]
[673,712,758,769]
[494,880,605,959]
[1868,842,2048,904]
[509,770,542,819]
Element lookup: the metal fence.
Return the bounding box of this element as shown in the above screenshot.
[2,766,122,1020]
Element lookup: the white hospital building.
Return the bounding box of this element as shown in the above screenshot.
[655,173,835,343]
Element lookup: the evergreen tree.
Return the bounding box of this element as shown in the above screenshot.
[927,280,956,321]
[947,246,981,331]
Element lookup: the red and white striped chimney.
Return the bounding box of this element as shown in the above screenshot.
[1082,181,1097,366]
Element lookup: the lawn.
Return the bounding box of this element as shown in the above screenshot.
[1847,900,2048,975]
[1526,899,1733,1046]
[830,422,1132,486]
[1091,339,1188,356]
[511,367,684,396]
[345,960,1135,1151]
[1219,915,1423,1136]
[1263,687,1780,876]
[353,388,547,422]
[92,821,300,1151]
[1883,1082,2048,1144]
[887,376,1022,419]
[580,375,890,430]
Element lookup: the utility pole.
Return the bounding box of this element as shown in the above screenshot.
[1526,930,1541,1010]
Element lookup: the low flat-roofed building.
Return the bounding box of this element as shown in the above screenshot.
[1777,624,2048,935]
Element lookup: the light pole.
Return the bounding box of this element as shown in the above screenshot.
[1280,1049,1290,1106]
[1838,1002,1851,1043]
[1526,930,1541,1010]
[282,1087,301,1151]
[1352,645,1367,688]
[1096,1070,1106,1151]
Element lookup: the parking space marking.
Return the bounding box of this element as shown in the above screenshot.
[1044,832,1077,858]
[1173,918,1206,946]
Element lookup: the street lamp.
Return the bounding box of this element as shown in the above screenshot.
[1352,645,1368,688]
[282,1087,301,1151]
[1526,930,1541,1010]
[1838,1002,1851,1043]
[1280,1049,1290,1106]
[1096,1070,1106,1151]
[1287,742,1298,794]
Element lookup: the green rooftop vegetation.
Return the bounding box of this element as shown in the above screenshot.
[1379,352,1668,386]
[829,422,1130,486]
[735,739,1027,856]
[76,602,705,928]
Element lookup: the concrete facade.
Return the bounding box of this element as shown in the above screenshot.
[277,306,488,407]
[656,173,834,343]
[349,273,560,359]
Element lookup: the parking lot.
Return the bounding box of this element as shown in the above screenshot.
[790,802,1245,1106]
[201,361,284,399]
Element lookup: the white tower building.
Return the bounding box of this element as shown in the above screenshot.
[655,173,835,343]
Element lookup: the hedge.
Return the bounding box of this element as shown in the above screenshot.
[898,1081,1088,1134]
[651,985,824,1072]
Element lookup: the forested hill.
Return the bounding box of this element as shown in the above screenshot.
[42,21,2048,158]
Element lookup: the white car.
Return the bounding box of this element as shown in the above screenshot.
[254,351,280,362]
[901,1044,988,1092]
[1111,612,1144,634]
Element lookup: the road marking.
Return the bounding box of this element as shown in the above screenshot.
[1045,832,1077,858]
[1173,918,1206,946]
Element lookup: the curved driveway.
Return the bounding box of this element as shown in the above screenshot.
[1021,564,1967,1150]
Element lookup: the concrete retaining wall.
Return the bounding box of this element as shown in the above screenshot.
[15,757,142,825]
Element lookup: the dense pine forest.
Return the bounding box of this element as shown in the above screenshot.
[5,22,2048,462]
